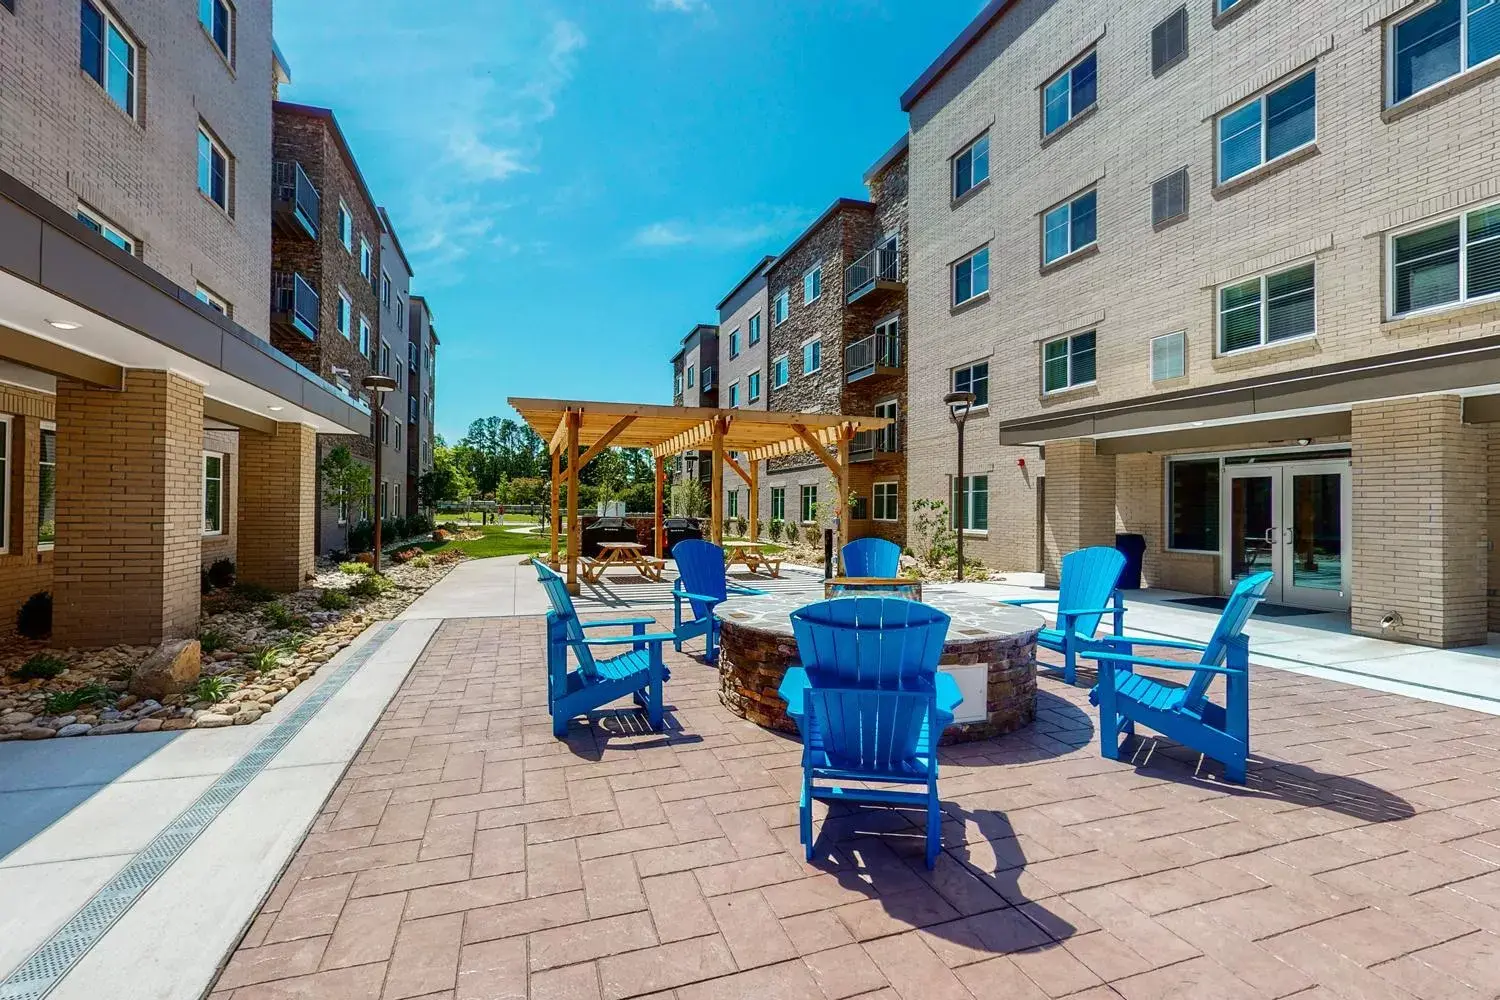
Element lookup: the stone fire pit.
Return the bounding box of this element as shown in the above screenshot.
[714,589,1045,743]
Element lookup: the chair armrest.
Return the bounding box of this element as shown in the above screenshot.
[579,617,656,629]
[1090,651,1239,675]
[935,672,963,714]
[1058,606,1124,618]
[1089,635,1208,654]
[728,585,767,596]
[580,632,677,647]
[675,591,723,605]
[778,666,809,718]
[1001,598,1058,607]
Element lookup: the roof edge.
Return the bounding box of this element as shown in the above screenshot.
[377,207,416,278]
[863,135,910,185]
[714,254,776,312]
[900,0,1019,112]
[274,101,382,222]
[772,198,875,275]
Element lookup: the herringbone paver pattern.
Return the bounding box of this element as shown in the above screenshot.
[209,615,1500,999]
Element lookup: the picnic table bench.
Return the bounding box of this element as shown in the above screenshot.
[580,542,666,584]
[722,540,782,579]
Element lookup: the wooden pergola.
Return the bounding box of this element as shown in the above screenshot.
[509,398,893,592]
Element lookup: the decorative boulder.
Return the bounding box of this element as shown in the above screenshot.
[129,639,202,700]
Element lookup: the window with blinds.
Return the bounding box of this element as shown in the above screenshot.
[1218,262,1316,353]
[1151,331,1186,382]
[1389,202,1500,318]
[1152,168,1189,227]
[1152,7,1188,75]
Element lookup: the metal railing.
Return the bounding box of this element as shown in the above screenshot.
[845,245,902,301]
[272,271,320,339]
[850,424,900,463]
[844,332,901,383]
[273,160,321,239]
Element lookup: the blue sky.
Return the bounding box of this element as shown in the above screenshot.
[274,0,979,442]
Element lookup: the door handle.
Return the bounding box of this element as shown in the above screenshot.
[1262,528,1276,545]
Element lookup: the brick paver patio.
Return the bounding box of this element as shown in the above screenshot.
[209,613,1500,999]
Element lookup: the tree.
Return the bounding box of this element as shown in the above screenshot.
[670,479,706,518]
[320,445,372,550]
[418,436,475,509]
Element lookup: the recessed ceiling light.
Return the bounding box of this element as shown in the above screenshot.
[47,319,82,330]
[268,405,284,412]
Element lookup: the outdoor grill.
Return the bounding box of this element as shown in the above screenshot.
[665,517,703,556]
[580,516,638,558]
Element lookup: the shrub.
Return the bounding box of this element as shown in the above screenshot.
[206,559,236,589]
[432,528,452,543]
[384,515,408,542]
[338,561,373,576]
[411,555,433,569]
[803,523,822,546]
[318,588,351,611]
[345,519,375,554]
[43,683,114,716]
[429,548,463,565]
[406,513,435,536]
[15,591,52,640]
[391,547,423,565]
[231,581,277,603]
[348,573,394,598]
[10,653,67,681]
[263,602,300,629]
[767,519,783,542]
[199,628,228,654]
[193,675,231,703]
[247,640,296,672]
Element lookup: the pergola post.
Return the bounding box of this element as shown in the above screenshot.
[837,423,854,551]
[747,459,759,542]
[565,410,581,594]
[654,455,666,559]
[710,416,726,546]
[549,446,560,570]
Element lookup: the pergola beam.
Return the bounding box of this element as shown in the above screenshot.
[652,416,719,459]
[792,424,842,477]
[576,415,637,468]
[549,413,573,456]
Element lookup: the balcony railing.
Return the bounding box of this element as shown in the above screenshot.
[845,244,903,302]
[272,160,321,240]
[272,271,320,340]
[844,332,902,383]
[849,425,900,463]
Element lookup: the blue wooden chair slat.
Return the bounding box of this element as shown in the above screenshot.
[1085,571,1272,784]
[1002,545,1127,684]
[840,537,902,578]
[778,598,955,869]
[534,561,672,739]
[671,540,765,663]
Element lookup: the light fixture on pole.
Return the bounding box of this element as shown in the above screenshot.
[361,374,398,573]
[944,390,976,582]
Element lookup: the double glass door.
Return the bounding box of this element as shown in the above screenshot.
[1223,459,1350,610]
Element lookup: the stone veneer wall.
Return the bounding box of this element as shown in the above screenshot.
[0,385,56,640]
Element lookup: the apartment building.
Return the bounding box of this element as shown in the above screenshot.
[715,256,774,514]
[670,323,719,488]
[406,295,439,516]
[377,209,412,519]
[0,0,368,644]
[903,0,1500,646]
[270,101,384,554]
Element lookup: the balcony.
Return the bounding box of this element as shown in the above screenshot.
[849,425,900,463]
[272,160,321,241]
[271,271,319,341]
[845,244,903,303]
[844,332,901,384]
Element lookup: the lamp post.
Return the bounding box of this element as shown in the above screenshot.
[362,374,398,573]
[944,390,976,582]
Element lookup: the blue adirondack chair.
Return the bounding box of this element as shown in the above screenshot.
[777,598,959,869]
[841,537,901,577]
[1002,545,1127,685]
[1085,571,1273,784]
[671,539,765,664]
[534,561,673,739]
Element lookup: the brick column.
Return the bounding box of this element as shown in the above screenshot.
[1042,438,1116,587]
[1351,396,1487,647]
[237,422,317,591]
[54,370,205,647]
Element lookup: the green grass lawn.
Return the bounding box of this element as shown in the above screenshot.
[416,523,560,560]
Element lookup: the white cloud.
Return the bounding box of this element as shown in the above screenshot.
[629,206,812,251]
[650,0,709,11]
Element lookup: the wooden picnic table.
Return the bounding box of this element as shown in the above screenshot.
[581,541,665,584]
[722,540,782,579]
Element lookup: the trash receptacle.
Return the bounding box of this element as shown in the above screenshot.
[1115,533,1146,589]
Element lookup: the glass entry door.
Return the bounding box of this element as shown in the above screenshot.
[1222,459,1350,611]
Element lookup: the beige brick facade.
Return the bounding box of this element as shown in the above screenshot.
[53,370,204,647]
[238,422,317,592]
[0,384,56,640]
[1040,439,1117,587]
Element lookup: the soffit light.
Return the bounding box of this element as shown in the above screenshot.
[47,319,82,330]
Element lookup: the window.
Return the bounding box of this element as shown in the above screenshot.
[850,495,869,521]
[203,452,225,535]
[728,382,740,408]
[395,420,403,453]
[800,485,818,523]
[1168,459,1219,551]
[396,295,405,331]
[748,312,761,345]
[804,264,823,304]
[748,370,761,402]
[771,487,786,522]
[380,341,391,376]
[874,482,899,522]
[0,416,10,553]
[1151,331,1186,382]
[1043,49,1098,136]
[359,316,371,356]
[1043,189,1098,265]
[197,126,230,211]
[950,476,989,532]
[1389,0,1499,104]
[77,204,136,254]
[729,329,741,358]
[953,246,990,305]
[1152,168,1189,227]
[874,399,899,453]
[337,290,352,337]
[1219,262,1316,352]
[1390,201,1500,317]
[38,423,56,549]
[727,490,739,518]
[360,238,372,279]
[773,289,790,325]
[952,362,989,407]
[199,0,233,62]
[953,133,990,199]
[80,1,136,117]
[195,284,230,317]
[1216,70,1316,184]
[382,272,392,308]
[1043,331,1097,393]
[1216,0,1248,11]
[1152,7,1188,74]
[338,201,353,251]
[772,354,790,388]
[674,373,683,397]
[686,365,695,388]
[802,338,822,375]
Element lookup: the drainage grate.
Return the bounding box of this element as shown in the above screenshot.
[0,621,403,1000]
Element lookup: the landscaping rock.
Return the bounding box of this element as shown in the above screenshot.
[1,711,33,725]
[130,639,203,700]
[57,723,92,737]
[132,719,164,733]
[232,708,262,725]
[194,713,234,728]
[159,718,195,731]
[90,721,138,736]
[19,727,55,740]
